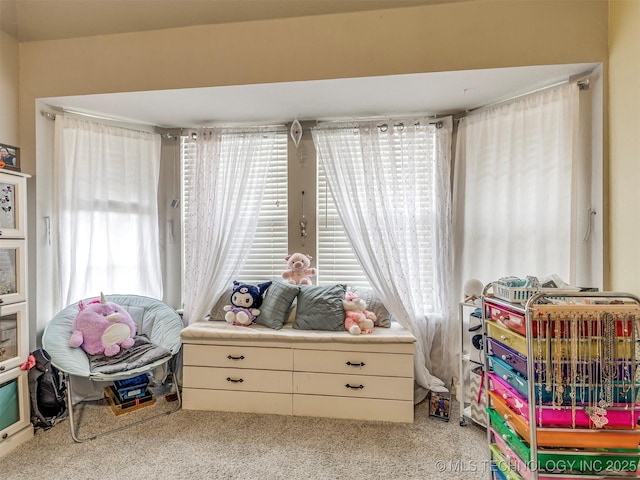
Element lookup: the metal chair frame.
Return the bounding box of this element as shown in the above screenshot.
[42,294,184,443]
[65,359,182,443]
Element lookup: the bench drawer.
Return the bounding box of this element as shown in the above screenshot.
[184,344,292,370]
[294,349,413,377]
[293,372,413,401]
[293,394,413,423]
[183,388,292,415]
[184,366,292,393]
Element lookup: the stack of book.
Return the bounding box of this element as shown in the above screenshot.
[104,374,155,416]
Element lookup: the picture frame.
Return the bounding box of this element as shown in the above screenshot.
[0,143,20,172]
[429,390,451,421]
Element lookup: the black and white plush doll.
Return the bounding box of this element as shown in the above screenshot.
[223,281,272,326]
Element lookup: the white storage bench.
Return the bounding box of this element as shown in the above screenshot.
[180,321,416,423]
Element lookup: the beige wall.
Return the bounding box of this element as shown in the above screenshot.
[0,30,19,145]
[609,0,640,294]
[14,0,611,341]
[19,1,608,174]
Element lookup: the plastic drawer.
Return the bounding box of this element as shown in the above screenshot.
[488,372,640,428]
[489,391,640,449]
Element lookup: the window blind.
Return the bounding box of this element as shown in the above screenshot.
[316,165,369,286]
[316,126,437,307]
[181,131,288,283]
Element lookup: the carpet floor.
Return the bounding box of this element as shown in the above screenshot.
[0,394,488,480]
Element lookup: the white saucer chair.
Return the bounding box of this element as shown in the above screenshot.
[42,294,183,442]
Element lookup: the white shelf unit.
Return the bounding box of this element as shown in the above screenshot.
[0,171,33,458]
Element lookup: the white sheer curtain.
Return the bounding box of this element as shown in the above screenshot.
[53,116,163,310]
[182,128,277,325]
[453,83,579,293]
[312,117,454,397]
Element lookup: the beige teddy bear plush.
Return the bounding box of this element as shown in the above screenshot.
[282,252,317,285]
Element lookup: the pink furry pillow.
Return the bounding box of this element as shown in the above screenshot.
[68,293,137,357]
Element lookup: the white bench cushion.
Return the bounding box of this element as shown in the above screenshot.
[181,320,415,344]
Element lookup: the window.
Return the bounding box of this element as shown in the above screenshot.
[316,164,369,286]
[316,125,437,308]
[181,131,288,283]
[53,116,163,307]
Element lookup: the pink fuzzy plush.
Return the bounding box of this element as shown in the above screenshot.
[68,293,137,356]
[343,292,376,335]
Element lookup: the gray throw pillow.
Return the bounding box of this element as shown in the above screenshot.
[348,285,392,328]
[210,287,234,321]
[293,284,347,331]
[255,281,299,329]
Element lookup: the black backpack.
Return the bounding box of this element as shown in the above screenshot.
[27,349,67,430]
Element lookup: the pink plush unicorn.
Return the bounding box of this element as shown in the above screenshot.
[69,293,137,356]
[342,292,376,335]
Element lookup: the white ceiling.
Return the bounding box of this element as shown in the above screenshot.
[41,63,598,129]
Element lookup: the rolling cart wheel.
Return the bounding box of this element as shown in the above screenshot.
[459,418,466,426]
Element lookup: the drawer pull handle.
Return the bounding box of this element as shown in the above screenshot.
[501,354,511,361]
[346,361,365,367]
[226,377,244,383]
[0,365,5,372]
[227,355,245,360]
[502,375,511,381]
[345,384,364,390]
[501,433,511,440]
[500,335,508,341]
[1,433,7,440]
